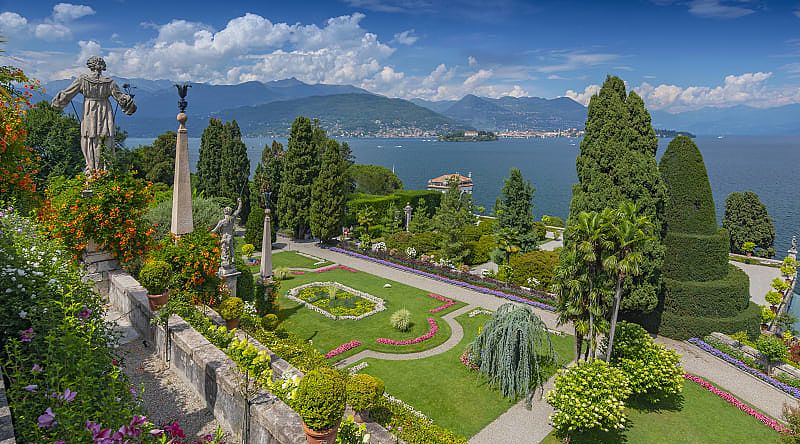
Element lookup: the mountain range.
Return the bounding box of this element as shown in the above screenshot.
[38,77,800,137]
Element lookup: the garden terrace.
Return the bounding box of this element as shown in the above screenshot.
[288,281,385,319]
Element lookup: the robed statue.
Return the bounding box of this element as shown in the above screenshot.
[51,56,137,174]
[212,198,243,270]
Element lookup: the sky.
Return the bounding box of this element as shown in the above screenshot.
[1,0,799,112]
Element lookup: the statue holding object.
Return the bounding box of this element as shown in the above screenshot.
[212,197,243,271]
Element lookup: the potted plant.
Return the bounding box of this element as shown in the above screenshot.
[139,260,172,310]
[742,241,756,257]
[346,374,385,423]
[292,367,347,444]
[218,297,244,329]
[765,291,783,311]
[241,243,256,265]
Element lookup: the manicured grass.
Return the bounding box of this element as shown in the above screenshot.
[276,267,464,359]
[272,250,330,270]
[540,379,782,444]
[356,312,576,438]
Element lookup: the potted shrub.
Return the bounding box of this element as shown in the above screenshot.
[218,297,244,329]
[139,260,172,310]
[742,241,756,257]
[292,367,347,444]
[346,374,385,423]
[765,291,783,311]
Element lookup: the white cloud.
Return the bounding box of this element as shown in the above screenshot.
[566,72,800,112]
[794,9,800,18]
[468,56,477,67]
[686,0,755,19]
[547,74,566,80]
[393,29,418,45]
[35,23,71,41]
[463,69,492,88]
[0,12,27,33]
[537,51,619,73]
[52,3,95,22]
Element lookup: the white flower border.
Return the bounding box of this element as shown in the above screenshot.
[383,393,430,421]
[348,362,370,374]
[287,281,386,320]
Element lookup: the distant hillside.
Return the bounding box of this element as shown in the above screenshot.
[415,94,587,131]
[410,98,457,113]
[213,93,469,136]
[651,104,800,135]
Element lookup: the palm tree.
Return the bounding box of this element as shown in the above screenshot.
[603,202,655,361]
[496,227,522,265]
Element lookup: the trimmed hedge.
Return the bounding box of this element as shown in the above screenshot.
[465,234,495,266]
[346,190,442,226]
[663,264,750,317]
[659,302,761,340]
[659,136,718,235]
[662,229,730,281]
[509,250,560,290]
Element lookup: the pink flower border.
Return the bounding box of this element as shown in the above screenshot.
[377,318,438,346]
[683,373,790,434]
[324,340,362,359]
[428,293,456,313]
[315,264,359,273]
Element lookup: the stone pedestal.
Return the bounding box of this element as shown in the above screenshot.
[171,112,194,236]
[82,240,120,297]
[220,267,242,297]
[260,209,273,280]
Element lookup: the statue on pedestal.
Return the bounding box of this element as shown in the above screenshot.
[212,197,242,272]
[51,56,137,174]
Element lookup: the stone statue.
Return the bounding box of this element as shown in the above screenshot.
[212,198,242,270]
[51,56,137,174]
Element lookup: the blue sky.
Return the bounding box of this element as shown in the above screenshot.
[1,0,799,111]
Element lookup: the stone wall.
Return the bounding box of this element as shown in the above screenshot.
[709,332,800,379]
[106,270,396,444]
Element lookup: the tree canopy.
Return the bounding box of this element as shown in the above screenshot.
[434,176,475,263]
[723,191,775,257]
[348,164,403,195]
[311,139,349,242]
[495,168,538,253]
[130,131,176,185]
[23,101,82,188]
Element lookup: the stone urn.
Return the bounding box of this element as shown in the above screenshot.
[353,410,370,424]
[225,318,240,329]
[302,422,339,444]
[147,291,169,311]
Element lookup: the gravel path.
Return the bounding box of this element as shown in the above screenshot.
[730,261,782,306]
[108,309,231,441]
[334,304,475,368]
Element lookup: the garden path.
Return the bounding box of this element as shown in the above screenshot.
[332,304,475,368]
[731,261,782,306]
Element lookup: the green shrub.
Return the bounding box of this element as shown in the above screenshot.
[255,280,280,315]
[662,230,730,281]
[218,297,244,321]
[346,190,441,226]
[547,360,632,437]
[532,221,547,241]
[616,344,683,402]
[757,335,788,365]
[390,309,412,332]
[508,250,559,290]
[138,260,172,295]
[261,313,280,331]
[762,306,777,323]
[292,368,347,431]
[274,267,293,280]
[662,265,750,317]
[145,194,222,240]
[149,230,221,303]
[606,321,651,361]
[465,234,495,265]
[241,243,255,258]
[385,231,414,253]
[723,191,775,257]
[542,215,565,227]
[235,255,255,302]
[660,136,718,235]
[766,291,784,306]
[346,374,385,412]
[659,302,761,340]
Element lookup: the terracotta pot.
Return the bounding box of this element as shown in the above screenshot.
[353,410,370,424]
[302,422,339,444]
[147,292,169,311]
[225,318,240,329]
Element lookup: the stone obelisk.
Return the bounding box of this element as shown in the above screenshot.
[171,84,193,236]
[259,208,273,281]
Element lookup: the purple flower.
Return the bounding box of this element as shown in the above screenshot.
[31,363,43,373]
[59,388,77,402]
[20,327,34,343]
[77,307,92,321]
[55,441,65,444]
[37,407,55,428]
[23,384,37,392]
[150,429,164,437]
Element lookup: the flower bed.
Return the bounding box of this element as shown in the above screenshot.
[377,318,438,345]
[287,281,385,320]
[683,373,790,433]
[315,264,358,273]
[428,293,456,313]
[324,340,362,359]
[688,337,800,399]
[331,246,556,311]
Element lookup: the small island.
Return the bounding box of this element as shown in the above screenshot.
[655,128,696,138]
[438,130,498,142]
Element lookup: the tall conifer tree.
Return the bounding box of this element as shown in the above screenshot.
[278,116,319,238]
[196,118,225,196]
[219,120,251,221]
[495,168,537,253]
[311,139,349,242]
[567,75,666,312]
[435,177,474,263]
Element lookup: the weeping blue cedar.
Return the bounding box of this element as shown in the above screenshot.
[469,303,557,406]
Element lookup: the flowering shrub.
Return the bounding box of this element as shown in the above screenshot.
[226,336,273,387]
[331,246,556,311]
[688,337,800,399]
[683,373,790,433]
[0,67,40,209]
[547,360,632,437]
[325,340,363,359]
[337,415,371,444]
[390,309,412,332]
[150,230,221,304]
[39,171,155,263]
[377,318,438,345]
[428,293,455,313]
[460,348,479,371]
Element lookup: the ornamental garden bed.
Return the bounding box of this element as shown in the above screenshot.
[277,267,463,360]
[273,250,331,270]
[288,281,385,319]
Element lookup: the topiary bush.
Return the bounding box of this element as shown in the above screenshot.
[508,250,559,290]
[292,367,347,431]
[138,260,172,295]
[662,230,730,281]
[346,374,385,412]
[261,313,280,331]
[218,297,244,321]
[659,302,761,340]
[390,309,412,332]
[662,265,750,317]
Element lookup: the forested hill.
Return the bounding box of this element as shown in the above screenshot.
[212,93,469,136]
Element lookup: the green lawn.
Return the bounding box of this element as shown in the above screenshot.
[276,267,464,360]
[357,312,576,438]
[272,250,331,269]
[540,379,782,444]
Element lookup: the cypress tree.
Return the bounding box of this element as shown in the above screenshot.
[434,176,474,264]
[495,168,537,252]
[219,120,251,221]
[311,139,349,242]
[278,116,319,239]
[196,118,225,196]
[723,191,775,257]
[250,140,283,242]
[658,136,758,339]
[567,75,666,312]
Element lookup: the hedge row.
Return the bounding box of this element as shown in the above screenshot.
[345,190,442,225]
[662,264,750,317]
[663,229,730,281]
[659,302,761,340]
